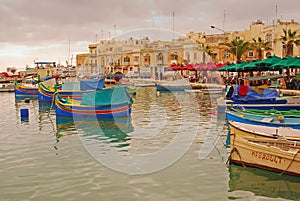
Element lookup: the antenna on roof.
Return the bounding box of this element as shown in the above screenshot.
[172,11,175,41]
[275,4,278,22]
[223,10,226,32]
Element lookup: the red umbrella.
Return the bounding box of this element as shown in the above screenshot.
[194,63,207,71]
[166,64,183,71]
[216,62,230,69]
[183,64,196,70]
[205,62,217,71]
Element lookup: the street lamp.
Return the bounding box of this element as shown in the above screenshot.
[210,25,225,33]
[230,46,239,85]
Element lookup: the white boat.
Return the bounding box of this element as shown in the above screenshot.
[156,78,191,91]
[229,121,300,141]
[185,88,223,95]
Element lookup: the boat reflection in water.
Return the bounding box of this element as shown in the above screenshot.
[38,101,53,112]
[228,164,300,200]
[56,116,133,150]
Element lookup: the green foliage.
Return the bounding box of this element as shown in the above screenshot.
[281,28,300,56]
[225,39,250,63]
[251,37,272,60]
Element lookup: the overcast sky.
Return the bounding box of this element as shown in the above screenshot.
[1,0,299,70]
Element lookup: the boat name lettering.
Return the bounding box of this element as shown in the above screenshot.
[251,151,283,164]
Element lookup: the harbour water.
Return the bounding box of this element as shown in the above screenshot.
[0,87,300,201]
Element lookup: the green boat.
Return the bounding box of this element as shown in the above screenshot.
[229,106,300,118]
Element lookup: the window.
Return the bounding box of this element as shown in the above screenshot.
[224,49,230,58]
[124,56,130,62]
[171,52,178,60]
[144,54,150,64]
[157,53,163,61]
[248,51,254,57]
[186,53,190,62]
[236,36,241,40]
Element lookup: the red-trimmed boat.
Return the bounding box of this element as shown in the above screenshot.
[55,86,133,118]
[38,78,105,102]
[14,83,38,96]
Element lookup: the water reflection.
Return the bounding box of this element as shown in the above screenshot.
[56,116,133,150]
[228,164,300,200]
[38,101,53,112]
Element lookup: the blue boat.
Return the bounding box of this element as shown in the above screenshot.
[55,86,133,118]
[226,109,300,129]
[218,85,300,112]
[38,78,105,102]
[14,83,38,96]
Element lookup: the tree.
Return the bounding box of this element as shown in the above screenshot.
[225,39,250,63]
[199,43,214,63]
[280,28,300,56]
[251,37,272,60]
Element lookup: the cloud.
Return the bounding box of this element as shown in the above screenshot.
[0,0,300,69]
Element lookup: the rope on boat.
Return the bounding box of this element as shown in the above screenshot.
[226,134,246,167]
[226,147,245,168]
[280,148,300,175]
[48,91,58,116]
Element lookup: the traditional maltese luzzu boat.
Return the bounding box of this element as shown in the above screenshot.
[55,86,133,118]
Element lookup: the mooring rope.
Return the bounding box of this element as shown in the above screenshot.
[280,148,299,175]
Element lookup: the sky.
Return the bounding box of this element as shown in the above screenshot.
[1,0,300,71]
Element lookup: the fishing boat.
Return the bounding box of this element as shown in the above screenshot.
[217,85,300,112]
[55,86,133,118]
[184,88,223,95]
[0,83,15,92]
[38,78,105,102]
[229,134,300,176]
[156,78,192,91]
[14,83,38,96]
[226,109,300,129]
[228,106,300,117]
[229,121,300,141]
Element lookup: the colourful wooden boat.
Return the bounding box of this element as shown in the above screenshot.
[229,121,300,141]
[14,83,38,96]
[38,82,87,102]
[55,86,133,118]
[229,134,300,176]
[229,107,300,117]
[226,109,300,129]
[38,78,105,102]
[218,85,300,112]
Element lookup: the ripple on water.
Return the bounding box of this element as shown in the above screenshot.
[0,89,296,201]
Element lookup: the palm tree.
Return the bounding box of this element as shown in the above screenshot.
[225,39,250,63]
[251,37,272,60]
[280,28,300,56]
[199,43,214,63]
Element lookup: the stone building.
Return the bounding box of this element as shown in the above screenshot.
[188,20,300,64]
[76,36,206,78]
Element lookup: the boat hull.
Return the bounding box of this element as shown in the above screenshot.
[226,110,300,129]
[229,135,300,176]
[156,84,191,91]
[38,84,87,102]
[55,98,132,118]
[14,84,38,96]
[229,121,300,141]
